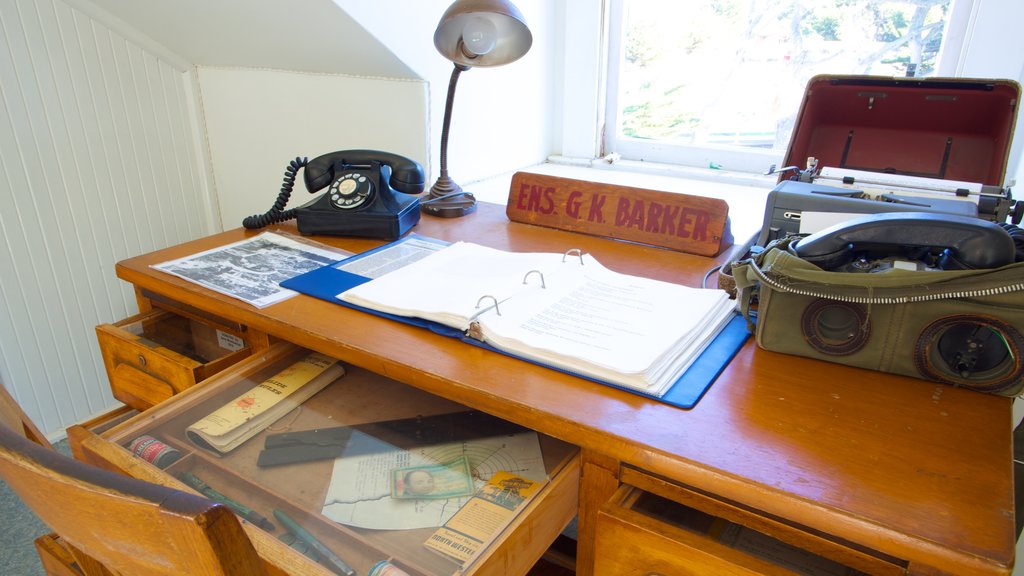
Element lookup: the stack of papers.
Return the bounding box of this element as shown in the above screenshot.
[339,242,736,397]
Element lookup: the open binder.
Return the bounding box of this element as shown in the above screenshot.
[281,235,749,409]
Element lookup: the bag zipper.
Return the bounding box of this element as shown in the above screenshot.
[746,260,1024,304]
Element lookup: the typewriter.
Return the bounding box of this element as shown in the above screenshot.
[757,158,1019,246]
[756,75,1022,247]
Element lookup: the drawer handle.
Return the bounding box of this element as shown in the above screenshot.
[137,354,147,367]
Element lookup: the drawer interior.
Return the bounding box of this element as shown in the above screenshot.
[116,309,247,365]
[98,309,255,409]
[612,467,909,576]
[102,344,580,576]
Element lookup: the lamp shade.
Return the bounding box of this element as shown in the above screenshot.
[434,0,532,67]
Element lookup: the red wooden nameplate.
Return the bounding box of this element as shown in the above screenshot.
[505,172,733,256]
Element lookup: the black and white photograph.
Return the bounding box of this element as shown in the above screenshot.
[153,232,344,308]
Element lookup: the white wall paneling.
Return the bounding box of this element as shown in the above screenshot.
[0,0,214,435]
[85,0,416,79]
[335,0,557,188]
[196,66,430,230]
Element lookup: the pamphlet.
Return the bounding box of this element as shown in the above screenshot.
[186,352,344,453]
[423,471,545,566]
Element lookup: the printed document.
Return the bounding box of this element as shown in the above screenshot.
[338,242,735,396]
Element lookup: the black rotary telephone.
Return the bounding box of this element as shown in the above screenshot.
[243,150,425,240]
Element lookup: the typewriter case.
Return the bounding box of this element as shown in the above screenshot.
[736,76,1024,396]
[759,75,1022,244]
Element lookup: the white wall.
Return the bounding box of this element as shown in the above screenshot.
[335,0,558,190]
[0,0,216,434]
[201,0,559,228]
[198,67,429,229]
[84,0,436,230]
[82,0,416,78]
[87,0,559,226]
[951,0,1024,187]
[557,1,604,160]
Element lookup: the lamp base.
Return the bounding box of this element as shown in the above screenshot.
[421,175,477,218]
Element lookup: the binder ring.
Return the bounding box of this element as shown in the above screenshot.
[563,248,584,265]
[522,270,546,289]
[475,295,501,316]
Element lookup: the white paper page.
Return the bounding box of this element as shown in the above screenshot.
[641,298,736,394]
[338,242,570,329]
[321,431,546,530]
[337,236,447,279]
[479,256,730,385]
[819,166,983,197]
[484,297,734,395]
[798,211,864,235]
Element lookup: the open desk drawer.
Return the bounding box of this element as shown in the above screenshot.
[96,308,253,410]
[595,467,908,576]
[83,343,580,576]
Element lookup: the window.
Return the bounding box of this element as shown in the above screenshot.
[604,0,972,173]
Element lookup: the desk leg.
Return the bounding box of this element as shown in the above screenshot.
[577,449,619,576]
[133,286,153,314]
[246,330,272,353]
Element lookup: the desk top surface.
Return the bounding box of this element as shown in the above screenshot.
[116,202,1015,572]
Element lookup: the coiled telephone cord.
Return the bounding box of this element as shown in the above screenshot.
[242,156,309,229]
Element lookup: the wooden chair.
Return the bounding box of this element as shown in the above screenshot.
[0,394,269,576]
[0,382,50,447]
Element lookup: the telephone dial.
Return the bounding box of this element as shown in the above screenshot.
[243,150,425,239]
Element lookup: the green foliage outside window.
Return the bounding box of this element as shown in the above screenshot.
[617,0,952,147]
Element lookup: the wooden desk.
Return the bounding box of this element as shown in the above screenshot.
[81,202,1014,575]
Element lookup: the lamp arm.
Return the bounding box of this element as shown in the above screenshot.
[437,63,467,180]
[424,62,477,217]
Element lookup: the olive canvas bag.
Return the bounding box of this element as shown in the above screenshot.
[731,237,1024,396]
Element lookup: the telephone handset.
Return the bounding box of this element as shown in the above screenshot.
[243,150,425,240]
[791,212,1019,272]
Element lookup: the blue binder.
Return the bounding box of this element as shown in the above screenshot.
[281,237,748,409]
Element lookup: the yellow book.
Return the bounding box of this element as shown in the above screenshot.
[186,352,344,453]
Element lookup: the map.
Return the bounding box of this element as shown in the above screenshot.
[321,431,546,530]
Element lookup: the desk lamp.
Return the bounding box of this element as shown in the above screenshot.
[422,0,533,218]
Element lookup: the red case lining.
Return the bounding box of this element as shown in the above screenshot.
[784,76,1019,186]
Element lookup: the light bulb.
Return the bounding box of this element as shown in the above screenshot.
[461,16,497,57]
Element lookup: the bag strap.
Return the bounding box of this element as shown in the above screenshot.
[730,237,801,331]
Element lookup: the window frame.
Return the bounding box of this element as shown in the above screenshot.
[601,0,978,175]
